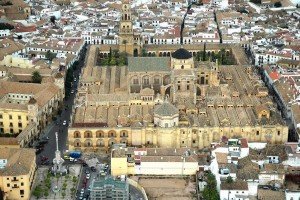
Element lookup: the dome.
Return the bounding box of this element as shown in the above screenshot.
[171,48,192,60]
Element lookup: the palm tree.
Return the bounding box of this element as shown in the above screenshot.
[122,39,128,55]
[32,70,42,83]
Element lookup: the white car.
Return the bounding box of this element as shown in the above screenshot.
[62,120,67,126]
[80,188,84,195]
[86,173,90,179]
[71,90,74,94]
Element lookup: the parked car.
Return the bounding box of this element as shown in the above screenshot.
[70,157,77,162]
[39,139,48,145]
[86,174,90,180]
[82,177,87,184]
[62,120,67,126]
[36,148,43,155]
[41,160,50,165]
[91,166,96,172]
[64,155,70,160]
[82,162,88,167]
[80,188,84,195]
[85,168,90,174]
[41,156,48,161]
[71,90,74,94]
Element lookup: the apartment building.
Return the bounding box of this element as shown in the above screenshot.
[0,148,36,200]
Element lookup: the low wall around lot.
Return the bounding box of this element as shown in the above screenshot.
[127,178,148,200]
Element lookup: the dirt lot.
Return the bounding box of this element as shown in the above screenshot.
[138,177,197,200]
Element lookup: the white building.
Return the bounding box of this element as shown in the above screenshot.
[220,181,249,200]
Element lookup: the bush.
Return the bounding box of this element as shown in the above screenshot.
[274,1,282,7]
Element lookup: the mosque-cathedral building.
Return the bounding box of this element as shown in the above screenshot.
[67,0,288,151]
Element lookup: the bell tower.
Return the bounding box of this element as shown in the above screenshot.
[119,0,140,56]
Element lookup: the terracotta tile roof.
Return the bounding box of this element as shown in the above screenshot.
[220,181,248,190]
[0,138,19,146]
[215,152,228,164]
[0,148,35,176]
[257,189,285,200]
[0,81,59,109]
[269,70,280,81]
[0,38,25,60]
[237,156,259,180]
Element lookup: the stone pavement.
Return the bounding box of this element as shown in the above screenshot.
[30,165,82,200]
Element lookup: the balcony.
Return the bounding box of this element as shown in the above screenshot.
[12,185,19,189]
[11,179,19,182]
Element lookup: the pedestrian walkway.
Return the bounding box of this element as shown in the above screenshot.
[30,165,82,200]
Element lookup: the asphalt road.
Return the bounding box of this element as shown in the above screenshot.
[36,53,85,165]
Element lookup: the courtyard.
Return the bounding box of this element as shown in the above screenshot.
[30,165,82,200]
[138,176,197,200]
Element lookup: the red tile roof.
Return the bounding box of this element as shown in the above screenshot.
[269,70,280,81]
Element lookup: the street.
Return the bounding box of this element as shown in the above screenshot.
[36,51,85,165]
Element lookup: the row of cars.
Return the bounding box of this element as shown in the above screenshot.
[78,166,97,200]
[35,136,49,155]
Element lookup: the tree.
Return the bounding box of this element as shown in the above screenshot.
[109,56,116,65]
[274,1,282,7]
[0,23,14,30]
[102,58,110,66]
[50,16,56,24]
[226,176,234,200]
[72,176,77,184]
[203,173,219,200]
[141,48,148,57]
[44,188,49,197]
[118,56,126,66]
[32,70,42,83]
[33,185,43,198]
[45,50,57,62]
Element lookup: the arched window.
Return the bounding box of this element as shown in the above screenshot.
[74,131,81,138]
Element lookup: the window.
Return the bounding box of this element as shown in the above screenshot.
[193,140,196,144]
[256,131,259,136]
[9,115,12,120]
[18,115,21,120]
[20,190,24,195]
[182,141,184,144]
[21,182,24,186]
[7,183,10,187]
[0,114,2,119]
[9,122,13,127]
[187,85,190,90]
[277,131,280,136]
[178,85,180,90]
[10,128,13,133]
[133,78,139,84]
[18,123,22,128]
